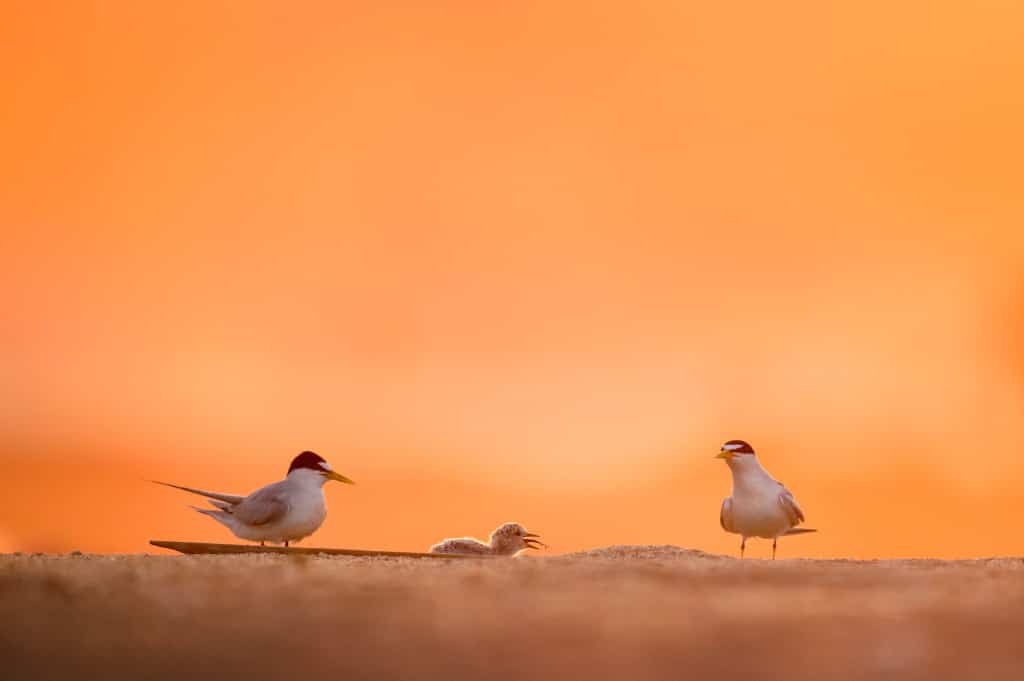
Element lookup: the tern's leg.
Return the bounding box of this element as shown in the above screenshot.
[772,537,777,560]
[284,541,290,548]
[260,541,265,547]
[740,538,746,559]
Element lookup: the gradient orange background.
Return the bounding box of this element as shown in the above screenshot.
[2,1,1023,558]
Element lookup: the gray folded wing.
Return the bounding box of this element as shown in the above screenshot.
[778,488,805,526]
[719,497,734,532]
[230,485,290,526]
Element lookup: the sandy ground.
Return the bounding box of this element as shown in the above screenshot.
[2,546,1023,681]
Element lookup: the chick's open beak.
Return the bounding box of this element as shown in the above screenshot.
[523,533,547,549]
[323,470,356,484]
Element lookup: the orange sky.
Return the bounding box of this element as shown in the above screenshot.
[2,1,1023,558]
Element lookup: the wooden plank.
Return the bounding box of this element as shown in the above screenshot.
[149,540,494,559]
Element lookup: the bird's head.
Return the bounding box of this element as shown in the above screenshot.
[287,451,356,486]
[715,440,757,469]
[489,522,546,555]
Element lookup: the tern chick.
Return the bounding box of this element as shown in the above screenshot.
[153,451,355,547]
[716,439,816,559]
[430,522,547,556]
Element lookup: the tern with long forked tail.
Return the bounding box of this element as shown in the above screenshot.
[153,451,355,546]
[716,439,816,559]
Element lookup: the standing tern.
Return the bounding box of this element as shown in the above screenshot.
[716,439,816,559]
[430,522,547,556]
[153,451,355,546]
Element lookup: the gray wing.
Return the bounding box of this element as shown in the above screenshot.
[778,487,805,527]
[151,480,245,505]
[719,497,734,532]
[230,483,290,526]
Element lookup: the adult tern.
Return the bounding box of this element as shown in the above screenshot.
[716,440,815,559]
[153,451,355,546]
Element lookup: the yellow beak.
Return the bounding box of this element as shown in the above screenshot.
[715,450,733,460]
[324,470,356,484]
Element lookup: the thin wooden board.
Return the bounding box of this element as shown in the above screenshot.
[149,540,493,559]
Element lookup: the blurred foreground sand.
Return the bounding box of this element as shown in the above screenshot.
[2,546,1023,680]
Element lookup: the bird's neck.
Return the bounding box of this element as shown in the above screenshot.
[489,535,513,554]
[729,460,774,495]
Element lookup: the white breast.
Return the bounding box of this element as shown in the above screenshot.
[728,467,792,539]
